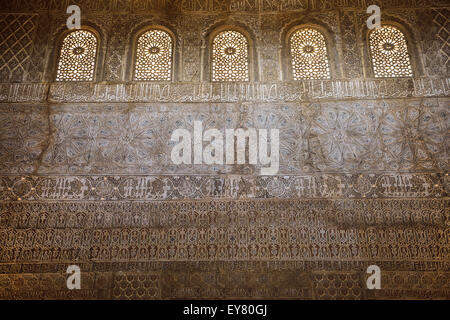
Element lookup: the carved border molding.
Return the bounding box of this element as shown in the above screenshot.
[0,198,448,263]
[1,78,449,103]
[0,173,446,201]
[1,0,449,14]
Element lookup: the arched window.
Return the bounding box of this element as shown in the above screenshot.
[134,29,173,81]
[56,30,98,81]
[369,25,413,78]
[212,30,249,82]
[289,28,331,80]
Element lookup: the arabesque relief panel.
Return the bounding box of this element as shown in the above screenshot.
[0,1,448,300]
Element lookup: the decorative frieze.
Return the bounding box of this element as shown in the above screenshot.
[0,173,446,201]
[43,78,450,103]
[2,0,449,13]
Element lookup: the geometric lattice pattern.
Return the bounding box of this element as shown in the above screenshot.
[134,29,172,81]
[56,30,98,81]
[433,9,450,67]
[112,273,160,299]
[212,30,249,81]
[369,25,413,78]
[0,14,37,82]
[290,28,331,80]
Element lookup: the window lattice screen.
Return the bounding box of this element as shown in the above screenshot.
[56,30,97,81]
[369,25,413,78]
[290,28,330,80]
[134,29,172,81]
[212,30,249,82]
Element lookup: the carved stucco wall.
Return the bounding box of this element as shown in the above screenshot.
[0,0,448,299]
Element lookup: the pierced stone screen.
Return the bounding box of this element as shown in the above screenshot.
[134,29,172,81]
[212,30,249,82]
[56,30,97,81]
[290,28,331,80]
[369,25,413,78]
